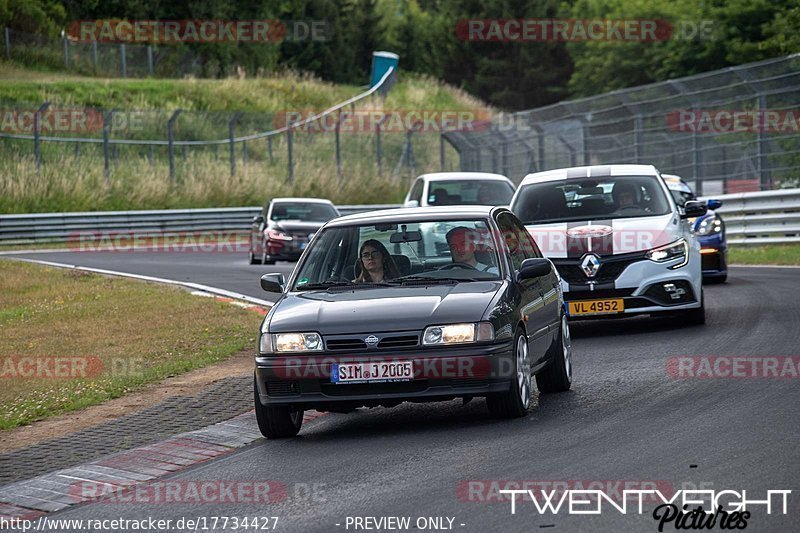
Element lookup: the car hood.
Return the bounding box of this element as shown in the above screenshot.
[525,213,680,258]
[268,282,504,335]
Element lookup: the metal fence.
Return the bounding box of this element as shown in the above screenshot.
[4,27,224,78]
[0,63,459,183]
[444,54,800,196]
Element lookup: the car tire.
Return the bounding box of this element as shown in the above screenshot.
[254,376,303,438]
[262,249,276,265]
[705,273,727,284]
[486,330,531,419]
[249,248,262,265]
[536,314,573,393]
[681,289,706,326]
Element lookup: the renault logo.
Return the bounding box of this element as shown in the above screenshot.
[365,335,380,348]
[580,254,601,278]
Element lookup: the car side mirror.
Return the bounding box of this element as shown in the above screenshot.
[260,273,285,293]
[706,199,722,210]
[517,258,552,281]
[253,215,264,224]
[404,200,419,208]
[682,201,708,219]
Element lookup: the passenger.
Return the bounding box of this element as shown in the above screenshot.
[445,227,499,274]
[354,239,401,283]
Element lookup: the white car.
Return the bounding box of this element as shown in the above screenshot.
[509,164,708,324]
[403,172,515,208]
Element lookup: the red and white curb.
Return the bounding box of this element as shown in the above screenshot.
[0,410,327,520]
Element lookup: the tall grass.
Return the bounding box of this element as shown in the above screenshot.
[0,68,486,213]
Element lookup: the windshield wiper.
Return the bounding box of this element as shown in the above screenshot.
[296,280,392,291]
[388,275,463,285]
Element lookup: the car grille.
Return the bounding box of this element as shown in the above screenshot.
[265,380,299,396]
[325,333,420,352]
[553,251,646,284]
[326,339,367,350]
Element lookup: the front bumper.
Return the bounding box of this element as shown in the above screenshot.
[559,251,703,318]
[255,340,513,410]
[698,235,728,277]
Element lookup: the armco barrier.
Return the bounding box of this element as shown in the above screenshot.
[1,189,798,245]
[0,205,401,244]
[700,188,800,245]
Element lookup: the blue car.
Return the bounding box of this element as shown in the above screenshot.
[664,175,727,283]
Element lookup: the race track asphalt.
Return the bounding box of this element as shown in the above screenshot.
[5,249,799,532]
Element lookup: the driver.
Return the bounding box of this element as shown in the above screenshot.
[612,181,642,208]
[445,227,498,274]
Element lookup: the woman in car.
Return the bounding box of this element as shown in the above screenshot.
[354,239,401,283]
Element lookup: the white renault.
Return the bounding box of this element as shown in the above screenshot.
[509,164,707,324]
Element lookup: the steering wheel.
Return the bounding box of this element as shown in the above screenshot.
[438,262,479,271]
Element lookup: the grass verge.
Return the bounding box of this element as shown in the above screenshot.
[728,243,800,265]
[0,259,263,430]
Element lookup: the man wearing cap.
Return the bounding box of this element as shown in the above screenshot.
[445,226,499,274]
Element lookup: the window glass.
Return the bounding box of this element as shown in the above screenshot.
[427,180,514,206]
[512,175,671,224]
[271,202,338,222]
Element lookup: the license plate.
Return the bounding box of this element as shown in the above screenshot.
[332,361,414,384]
[568,298,624,316]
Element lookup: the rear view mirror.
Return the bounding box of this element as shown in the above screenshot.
[404,200,419,208]
[390,230,422,243]
[260,273,285,293]
[682,201,708,219]
[517,258,552,281]
[253,215,264,224]
[706,199,723,210]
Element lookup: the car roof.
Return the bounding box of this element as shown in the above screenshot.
[520,164,660,186]
[327,206,501,226]
[270,197,335,205]
[418,172,513,183]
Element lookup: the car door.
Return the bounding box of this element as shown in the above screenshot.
[507,213,561,352]
[252,205,268,255]
[496,212,550,362]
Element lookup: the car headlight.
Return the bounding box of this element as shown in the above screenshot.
[267,229,293,241]
[422,322,495,346]
[646,239,688,268]
[271,332,323,352]
[693,215,723,236]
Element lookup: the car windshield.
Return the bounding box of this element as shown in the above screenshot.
[271,202,338,222]
[512,175,672,224]
[292,218,501,290]
[670,189,695,207]
[428,180,514,206]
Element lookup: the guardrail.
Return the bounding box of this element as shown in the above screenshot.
[0,204,402,244]
[2,188,798,246]
[700,188,800,245]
